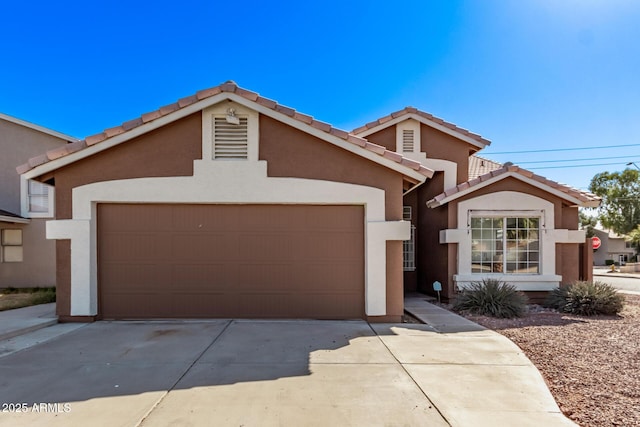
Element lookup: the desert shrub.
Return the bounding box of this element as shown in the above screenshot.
[545,281,624,316]
[452,278,528,318]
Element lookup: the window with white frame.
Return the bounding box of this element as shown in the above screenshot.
[403,206,416,271]
[26,180,54,217]
[28,180,49,212]
[1,229,23,262]
[471,216,540,274]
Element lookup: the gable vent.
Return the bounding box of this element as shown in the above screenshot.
[214,117,248,159]
[402,129,414,152]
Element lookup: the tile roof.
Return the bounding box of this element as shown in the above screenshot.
[352,106,491,147]
[427,162,601,208]
[468,155,503,180]
[17,81,433,179]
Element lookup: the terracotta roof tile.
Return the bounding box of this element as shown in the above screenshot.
[178,95,198,108]
[46,145,69,161]
[382,151,402,162]
[85,133,108,146]
[353,106,491,146]
[293,112,314,124]
[104,125,125,138]
[310,119,332,133]
[16,163,32,175]
[66,140,87,154]
[17,81,434,180]
[329,128,349,140]
[256,96,277,109]
[122,118,144,131]
[159,102,180,116]
[348,135,367,147]
[364,142,386,155]
[220,81,237,92]
[275,104,295,117]
[140,110,161,124]
[196,86,222,100]
[236,87,259,101]
[428,163,601,207]
[28,154,49,168]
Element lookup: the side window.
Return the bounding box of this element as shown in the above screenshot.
[1,229,23,262]
[26,180,54,217]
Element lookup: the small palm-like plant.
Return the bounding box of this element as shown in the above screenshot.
[545,281,624,316]
[453,278,527,318]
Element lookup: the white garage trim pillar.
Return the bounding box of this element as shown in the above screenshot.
[46,161,407,317]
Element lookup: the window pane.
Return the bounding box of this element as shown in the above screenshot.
[28,181,49,213]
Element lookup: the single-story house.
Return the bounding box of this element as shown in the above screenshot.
[0,113,76,287]
[18,81,600,321]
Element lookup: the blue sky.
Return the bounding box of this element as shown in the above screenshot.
[2,0,639,190]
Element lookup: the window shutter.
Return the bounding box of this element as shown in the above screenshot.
[402,129,414,152]
[214,117,248,159]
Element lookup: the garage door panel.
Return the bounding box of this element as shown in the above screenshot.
[172,234,239,261]
[172,264,237,292]
[98,204,364,319]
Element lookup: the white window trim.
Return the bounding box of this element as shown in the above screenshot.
[20,177,55,218]
[439,191,585,291]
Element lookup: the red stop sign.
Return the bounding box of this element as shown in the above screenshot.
[592,236,602,250]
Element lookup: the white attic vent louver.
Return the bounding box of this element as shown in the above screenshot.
[402,129,414,153]
[214,116,248,159]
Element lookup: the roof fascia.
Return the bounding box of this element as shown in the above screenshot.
[0,215,30,224]
[22,93,429,184]
[427,172,588,208]
[355,113,487,150]
[0,112,78,142]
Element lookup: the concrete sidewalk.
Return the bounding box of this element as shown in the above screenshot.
[403,294,575,426]
[0,303,57,341]
[0,299,575,426]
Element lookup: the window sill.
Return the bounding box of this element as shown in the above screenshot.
[454,274,562,291]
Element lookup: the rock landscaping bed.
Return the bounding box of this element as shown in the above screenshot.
[459,294,640,427]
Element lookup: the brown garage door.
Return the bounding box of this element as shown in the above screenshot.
[98,204,364,319]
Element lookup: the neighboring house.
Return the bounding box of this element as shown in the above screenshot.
[592,228,635,265]
[0,113,76,287]
[468,155,502,179]
[17,82,600,321]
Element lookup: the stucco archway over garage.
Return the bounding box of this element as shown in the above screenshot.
[98,203,364,319]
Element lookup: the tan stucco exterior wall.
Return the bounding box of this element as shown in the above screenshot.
[0,219,56,287]
[0,117,70,288]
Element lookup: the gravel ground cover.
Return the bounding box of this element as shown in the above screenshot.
[458,294,640,427]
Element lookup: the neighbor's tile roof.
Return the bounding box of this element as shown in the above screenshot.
[17,81,433,179]
[429,162,601,207]
[468,155,503,180]
[352,106,491,147]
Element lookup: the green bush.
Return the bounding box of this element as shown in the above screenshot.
[604,259,615,266]
[30,289,56,305]
[453,278,528,318]
[545,281,624,316]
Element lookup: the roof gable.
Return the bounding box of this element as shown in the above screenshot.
[352,107,491,150]
[427,163,600,208]
[17,82,434,183]
[0,112,78,143]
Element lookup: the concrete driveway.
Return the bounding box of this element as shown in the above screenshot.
[0,319,572,427]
